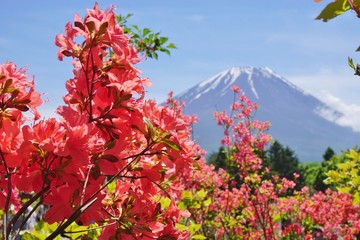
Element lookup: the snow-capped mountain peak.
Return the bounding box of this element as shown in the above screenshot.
[179,66,308,104]
[175,66,359,162]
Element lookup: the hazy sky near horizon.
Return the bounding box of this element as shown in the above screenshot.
[1,1,360,125]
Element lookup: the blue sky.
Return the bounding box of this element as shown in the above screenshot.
[1,1,360,128]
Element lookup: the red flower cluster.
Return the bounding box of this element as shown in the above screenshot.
[0,3,202,239]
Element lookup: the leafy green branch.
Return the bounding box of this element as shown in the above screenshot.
[316,0,360,74]
[117,14,177,59]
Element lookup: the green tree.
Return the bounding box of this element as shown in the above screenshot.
[301,161,321,192]
[208,141,306,191]
[323,147,335,161]
[265,141,306,191]
[312,147,337,192]
[207,146,244,188]
[207,146,228,170]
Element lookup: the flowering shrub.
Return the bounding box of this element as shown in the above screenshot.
[175,87,360,239]
[0,4,201,239]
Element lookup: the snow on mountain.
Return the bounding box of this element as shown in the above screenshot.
[176,66,359,162]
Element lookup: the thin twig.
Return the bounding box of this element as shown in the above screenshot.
[14,200,42,238]
[81,164,94,206]
[6,185,50,238]
[45,197,98,240]
[0,150,11,240]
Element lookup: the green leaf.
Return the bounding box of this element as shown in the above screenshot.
[20,233,42,240]
[163,49,171,55]
[192,235,207,240]
[166,43,177,49]
[182,190,193,200]
[195,189,206,199]
[115,13,176,60]
[144,117,157,136]
[159,37,168,44]
[161,139,182,151]
[142,28,151,37]
[132,25,140,32]
[153,52,158,60]
[354,192,360,204]
[148,33,154,42]
[348,57,356,70]
[175,223,187,232]
[107,180,116,193]
[203,198,212,206]
[177,201,186,210]
[160,197,171,210]
[192,202,201,209]
[346,148,360,161]
[188,223,202,235]
[326,170,341,183]
[315,0,350,22]
[117,13,133,25]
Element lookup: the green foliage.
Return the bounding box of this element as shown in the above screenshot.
[302,147,360,195]
[21,220,101,239]
[317,0,360,73]
[316,0,352,22]
[300,161,321,191]
[178,189,212,212]
[313,148,352,192]
[207,147,234,173]
[117,14,176,59]
[301,147,337,192]
[208,146,252,188]
[208,141,307,192]
[323,147,335,161]
[177,189,210,240]
[265,141,306,191]
[324,148,360,203]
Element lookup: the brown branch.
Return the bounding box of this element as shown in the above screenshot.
[45,197,98,240]
[0,149,11,240]
[6,185,50,239]
[348,0,360,18]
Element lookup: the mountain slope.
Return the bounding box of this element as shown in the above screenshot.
[176,67,359,162]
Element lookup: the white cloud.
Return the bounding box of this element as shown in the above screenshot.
[316,90,360,132]
[287,68,360,104]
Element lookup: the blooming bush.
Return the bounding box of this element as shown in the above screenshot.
[0,4,202,239]
[175,87,360,239]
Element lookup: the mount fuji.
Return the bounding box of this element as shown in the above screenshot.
[175,67,359,162]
